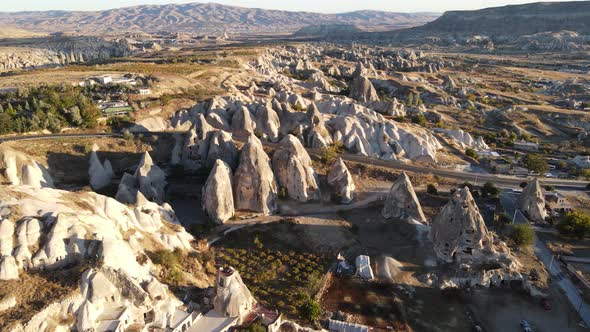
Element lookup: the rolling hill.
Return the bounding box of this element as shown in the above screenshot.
[0,3,439,35]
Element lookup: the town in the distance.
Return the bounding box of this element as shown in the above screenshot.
[0,1,589,332]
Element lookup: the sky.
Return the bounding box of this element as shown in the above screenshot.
[0,0,583,13]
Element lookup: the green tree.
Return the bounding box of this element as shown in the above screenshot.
[299,298,322,321]
[465,148,479,160]
[0,113,13,134]
[557,211,590,239]
[406,93,414,106]
[411,113,426,126]
[510,224,535,246]
[482,182,500,198]
[525,154,549,174]
[245,322,266,332]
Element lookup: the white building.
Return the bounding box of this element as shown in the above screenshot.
[98,76,113,85]
[138,88,151,95]
[355,255,374,280]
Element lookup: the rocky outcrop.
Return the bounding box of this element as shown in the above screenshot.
[88,143,113,190]
[231,106,256,136]
[0,256,19,280]
[206,130,238,170]
[304,103,333,149]
[272,135,320,202]
[441,129,489,150]
[1,147,55,188]
[202,160,235,224]
[382,172,426,222]
[135,152,167,204]
[349,75,380,103]
[430,187,494,263]
[115,151,167,204]
[518,178,547,223]
[0,36,132,72]
[182,114,215,172]
[234,135,278,215]
[213,266,255,322]
[327,158,355,203]
[255,103,281,142]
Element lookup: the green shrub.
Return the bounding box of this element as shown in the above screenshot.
[299,298,322,322]
[465,148,479,160]
[411,114,426,126]
[482,182,500,198]
[510,224,535,246]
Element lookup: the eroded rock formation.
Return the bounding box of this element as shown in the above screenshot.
[234,135,278,215]
[382,172,426,222]
[272,135,319,202]
[202,160,235,223]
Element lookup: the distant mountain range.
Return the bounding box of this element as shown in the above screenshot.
[0,2,439,35]
[379,1,590,41]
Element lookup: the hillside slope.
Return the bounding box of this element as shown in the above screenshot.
[0,3,438,35]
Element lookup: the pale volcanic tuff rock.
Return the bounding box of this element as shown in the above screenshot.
[206,130,239,170]
[213,266,256,322]
[518,178,547,223]
[234,135,278,215]
[327,158,355,203]
[382,172,426,222]
[349,75,380,103]
[135,152,167,204]
[324,101,442,163]
[182,114,216,172]
[440,129,489,150]
[255,102,281,142]
[272,135,320,202]
[88,143,113,190]
[115,151,167,204]
[430,187,495,263]
[304,103,333,149]
[0,256,18,280]
[231,106,256,136]
[0,146,54,188]
[0,185,193,279]
[202,160,235,224]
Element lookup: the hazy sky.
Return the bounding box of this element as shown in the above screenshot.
[0,0,583,13]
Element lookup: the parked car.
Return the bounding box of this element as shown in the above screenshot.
[540,298,552,311]
[520,320,533,332]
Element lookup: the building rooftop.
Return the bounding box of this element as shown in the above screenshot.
[187,310,238,332]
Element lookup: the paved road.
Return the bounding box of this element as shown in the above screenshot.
[499,189,590,327]
[534,237,590,327]
[1,132,588,191]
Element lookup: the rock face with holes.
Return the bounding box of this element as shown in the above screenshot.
[234,135,278,215]
[88,144,113,191]
[327,158,355,203]
[518,177,547,223]
[430,187,494,263]
[272,135,320,202]
[382,172,426,222]
[182,114,215,172]
[202,160,235,224]
[213,267,255,323]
